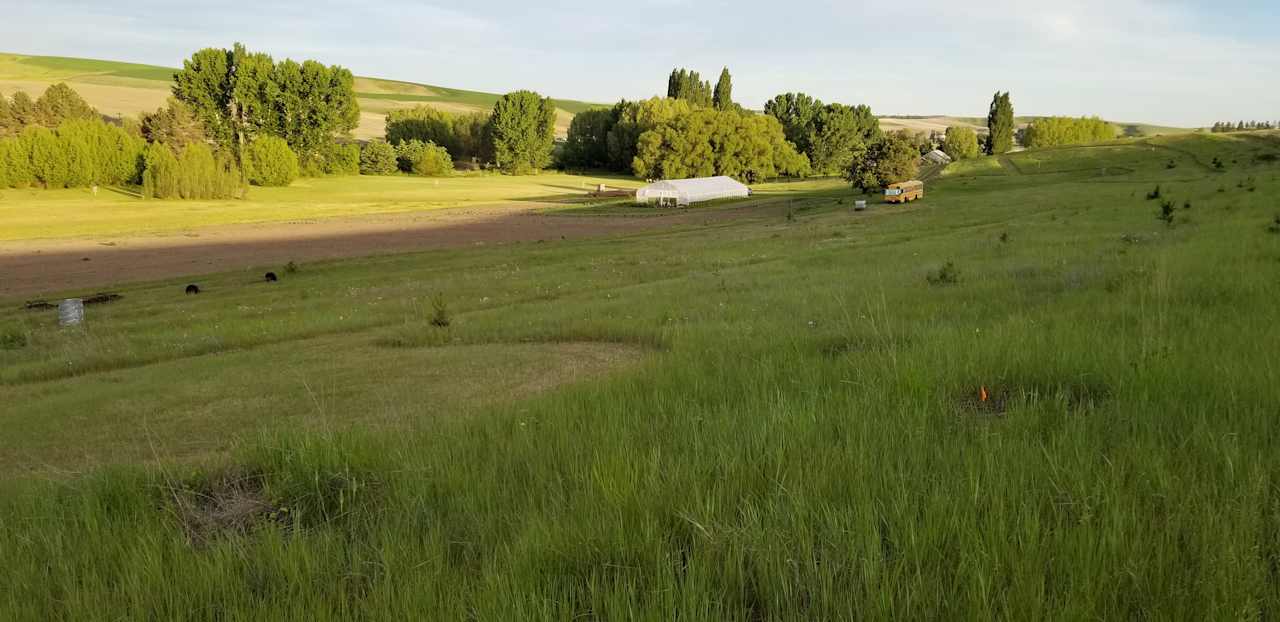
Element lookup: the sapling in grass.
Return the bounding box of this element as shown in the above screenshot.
[0,324,28,350]
[429,293,451,327]
[926,261,959,286]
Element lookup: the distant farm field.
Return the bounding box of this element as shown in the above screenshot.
[2,131,1279,617]
[0,52,600,138]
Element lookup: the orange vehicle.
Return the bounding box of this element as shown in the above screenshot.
[884,180,924,204]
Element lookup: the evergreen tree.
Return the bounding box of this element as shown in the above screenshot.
[141,98,207,149]
[243,136,299,186]
[0,95,12,137]
[713,68,733,110]
[142,143,181,199]
[359,141,399,175]
[34,83,98,127]
[489,90,556,174]
[0,138,34,188]
[9,91,36,129]
[985,92,1014,155]
[22,126,69,188]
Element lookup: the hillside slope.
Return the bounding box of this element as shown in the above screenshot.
[881,115,1196,138]
[0,52,601,138]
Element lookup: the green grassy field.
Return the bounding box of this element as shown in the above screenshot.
[0,172,643,241]
[1,132,1279,618]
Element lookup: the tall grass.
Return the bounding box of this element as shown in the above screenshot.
[1,133,1279,619]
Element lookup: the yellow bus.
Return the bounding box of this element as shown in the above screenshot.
[884,180,924,204]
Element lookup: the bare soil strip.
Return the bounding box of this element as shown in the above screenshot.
[0,202,767,299]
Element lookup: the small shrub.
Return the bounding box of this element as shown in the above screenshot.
[395,140,452,177]
[429,293,451,327]
[243,137,300,187]
[1268,215,1280,234]
[1165,160,1177,169]
[1146,185,1161,200]
[359,141,398,175]
[0,324,28,350]
[1212,157,1225,170]
[284,261,299,274]
[1158,200,1176,226]
[999,231,1010,244]
[1182,200,1192,210]
[926,261,959,286]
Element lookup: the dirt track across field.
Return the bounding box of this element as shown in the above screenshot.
[0,202,769,300]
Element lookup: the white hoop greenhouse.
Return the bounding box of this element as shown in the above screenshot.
[635,176,750,207]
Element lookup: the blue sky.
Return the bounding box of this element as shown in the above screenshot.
[3,0,1277,126]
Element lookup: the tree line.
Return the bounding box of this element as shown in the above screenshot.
[1021,116,1116,148]
[1211,121,1278,133]
[377,89,558,175]
[1,43,365,198]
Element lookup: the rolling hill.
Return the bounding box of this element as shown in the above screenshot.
[0,52,602,139]
[880,115,1196,138]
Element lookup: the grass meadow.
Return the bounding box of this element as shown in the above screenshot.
[1,132,1278,619]
[0,172,643,241]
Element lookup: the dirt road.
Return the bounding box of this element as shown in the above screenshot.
[0,202,766,300]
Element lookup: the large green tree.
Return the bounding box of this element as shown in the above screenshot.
[713,68,733,110]
[605,98,692,173]
[489,90,556,174]
[764,92,823,155]
[172,43,358,162]
[632,108,809,182]
[942,126,980,160]
[845,131,920,192]
[806,103,881,175]
[985,91,1014,155]
[562,107,619,169]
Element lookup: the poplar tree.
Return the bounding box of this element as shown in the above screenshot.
[985,92,1014,155]
[713,68,733,110]
[172,43,358,162]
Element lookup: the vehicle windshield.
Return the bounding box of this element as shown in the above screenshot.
[884,188,903,195]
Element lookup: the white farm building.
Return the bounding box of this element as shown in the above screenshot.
[635,176,750,207]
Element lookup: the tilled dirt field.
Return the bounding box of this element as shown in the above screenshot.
[0,202,769,300]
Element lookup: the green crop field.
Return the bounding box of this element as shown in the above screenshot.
[2,132,1279,618]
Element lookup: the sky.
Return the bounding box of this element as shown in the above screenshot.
[2,0,1278,126]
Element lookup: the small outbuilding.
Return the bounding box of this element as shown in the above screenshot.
[635,176,750,207]
[922,149,953,165]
